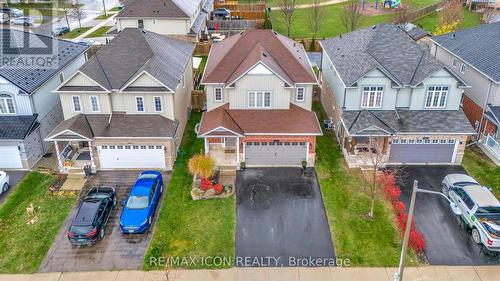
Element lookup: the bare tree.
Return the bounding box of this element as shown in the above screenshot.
[359,137,387,219]
[438,0,464,27]
[277,0,301,37]
[307,0,326,40]
[68,0,85,31]
[481,8,496,24]
[340,0,362,33]
[59,0,75,29]
[392,2,416,29]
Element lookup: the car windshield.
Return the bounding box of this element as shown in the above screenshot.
[476,206,500,214]
[70,225,93,235]
[126,196,149,209]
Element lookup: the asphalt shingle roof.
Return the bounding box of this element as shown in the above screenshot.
[342,110,475,135]
[0,114,39,140]
[320,24,444,87]
[117,0,188,18]
[0,29,88,93]
[432,22,500,83]
[79,28,194,91]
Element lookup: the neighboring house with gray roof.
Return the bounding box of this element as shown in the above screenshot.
[115,0,214,41]
[430,22,500,165]
[0,29,88,170]
[319,24,474,168]
[45,28,195,174]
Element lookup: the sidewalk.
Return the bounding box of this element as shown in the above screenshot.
[1,266,500,281]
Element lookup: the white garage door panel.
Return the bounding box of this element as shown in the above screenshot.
[0,146,23,169]
[98,146,166,169]
[245,142,307,166]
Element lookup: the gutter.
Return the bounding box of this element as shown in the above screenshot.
[479,81,494,136]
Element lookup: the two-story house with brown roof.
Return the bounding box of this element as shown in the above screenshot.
[197,30,322,169]
[45,28,194,174]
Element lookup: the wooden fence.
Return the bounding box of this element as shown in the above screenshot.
[214,2,267,12]
[194,42,211,56]
[191,90,206,111]
[405,2,443,22]
[207,19,264,30]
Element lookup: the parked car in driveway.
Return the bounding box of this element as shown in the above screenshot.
[67,187,116,245]
[442,175,500,253]
[0,171,9,194]
[442,174,480,196]
[52,26,70,36]
[11,16,32,26]
[120,171,163,234]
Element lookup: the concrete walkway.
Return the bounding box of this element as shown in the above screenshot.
[73,13,116,41]
[2,266,500,281]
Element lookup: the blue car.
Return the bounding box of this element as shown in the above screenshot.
[120,171,163,234]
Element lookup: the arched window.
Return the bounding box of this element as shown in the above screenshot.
[0,93,16,114]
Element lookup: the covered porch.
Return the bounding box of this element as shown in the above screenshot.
[45,130,96,175]
[342,135,390,168]
[204,136,240,169]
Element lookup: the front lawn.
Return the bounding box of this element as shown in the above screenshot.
[95,13,114,20]
[85,26,113,38]
[414,8,482,34]
[60,27,92,39]
[144,112,236,270]
[462,146,500,197]
[313,102,418,266]
[0,172,77,273]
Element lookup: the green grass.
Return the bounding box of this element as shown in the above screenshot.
[462,146,500,198]
[85,26,113,38]
[414,8,482,34]
[0,172,77,273]
[144,112,236,270]
[60,27,92,39]
[240,0,437,7]
[95,13,113,20]
[313,102,418,266]
[109,7,122,12]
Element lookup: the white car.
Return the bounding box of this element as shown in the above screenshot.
[442,175,500,253]
[0,171,9,194]
[12,16,33,26]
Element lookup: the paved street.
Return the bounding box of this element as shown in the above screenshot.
[0,171,27,205]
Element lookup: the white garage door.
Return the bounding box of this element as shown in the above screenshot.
[0,146,23,169]
[245,141,307,166]
[98,145,166,169]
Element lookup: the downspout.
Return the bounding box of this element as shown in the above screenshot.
[342,88,347,109]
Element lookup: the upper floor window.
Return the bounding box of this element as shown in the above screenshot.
[0,93,15,114]
[248,91,271,108]
[452,58,457,68]
[460,63,466,73]
[425,86,448,108]
[154,96,162,112]
[296,87,305,102]
[90,96,99,112]
[138,19,144,29]
[361,86,383,108]
[136,96,144,112]
[72,96,81,112]
[214,87,223,102]
[59,72,65,83]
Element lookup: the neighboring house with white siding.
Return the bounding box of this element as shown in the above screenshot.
[115,0,214,42]
[319,24,474,168]
[0,29,88,170]
[197,30,321,170]
[45,28,194,174]
[430,22,500,164]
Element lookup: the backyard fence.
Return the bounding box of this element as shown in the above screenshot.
[207,19,264,31]
[405,2,443,22]
[191,90,206,111]
[194,42,211,56]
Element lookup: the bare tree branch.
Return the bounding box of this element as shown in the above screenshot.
[277,0,301,37]
[306,0,326,39]
[340,0,362,33]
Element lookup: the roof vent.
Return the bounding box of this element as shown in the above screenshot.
[262,53,267,57]
[273,31,278,35]
[453,33,456,38]
[293,42,296,47]
[372,25,377,29]
[339,34,342,38]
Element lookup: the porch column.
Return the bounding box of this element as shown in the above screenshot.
[236,137,240,164]
[306,142,309,162]
[88,140,95,169]
[54,141,63,171]
[204,138,209,155]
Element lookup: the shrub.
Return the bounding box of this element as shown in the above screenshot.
[213,183,223,194]
[188,153,215,179]
[200,178,213,191]
[384,185,401,202]
[392,200,406,215]
[379,172,396,188]
[409,229,426,252]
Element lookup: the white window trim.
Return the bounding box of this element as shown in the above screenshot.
[425,86,449,109]
[72,95,81,112]
[90,96,100,112]
[361,86,383,109]
[452,58,457,68]
[154,96,162,112]
[460,63,466,73]
[135,96,145,112]
[0,93,16,115]
[214,87,223,102]
[296,87,305,102]
[247,91,272,109]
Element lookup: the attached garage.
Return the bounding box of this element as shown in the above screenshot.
[0,145,23,169]
[245,141,307,166]
[98,145,166,169]
[388,140,457,164]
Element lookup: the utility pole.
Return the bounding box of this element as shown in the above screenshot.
[394,180,418,281]
[102,0,107,16]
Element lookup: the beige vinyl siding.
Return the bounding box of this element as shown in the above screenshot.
[290,84,313,110]
[117,18,190,35]
[0,79,32,115]
[121,93,175,119]
[228,74,291,110]
[415,68,463,110]
[65,72,102,87]
[60,92,111,119]
[128,73,165,88]
[321,50,346,108]
[344,69,395,110]
[172,59,193,145]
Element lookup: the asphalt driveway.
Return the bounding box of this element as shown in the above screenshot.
[396,166,500,265]
[0,171,27,205]
[40,171,170,272]
[235,168,335,267]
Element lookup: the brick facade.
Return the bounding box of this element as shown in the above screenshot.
[319,73,343,123]
[461,95,498,136]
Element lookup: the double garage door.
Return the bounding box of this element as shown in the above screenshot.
[0,146,23,169]
[389,141,457,164]
[245,141,307,166]
[98,145,166,169]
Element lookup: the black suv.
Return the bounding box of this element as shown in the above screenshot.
[67,187,116,245]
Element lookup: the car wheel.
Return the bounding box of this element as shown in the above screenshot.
[99,227,105,239]
[2,183,8,193]
[472,228,481,244]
